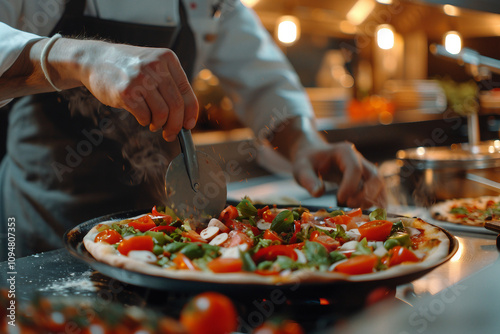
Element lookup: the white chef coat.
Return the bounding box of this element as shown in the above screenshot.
[0,0,313,136]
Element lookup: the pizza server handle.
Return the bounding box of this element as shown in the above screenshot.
[178,128,200,192]
[466,173,500,193]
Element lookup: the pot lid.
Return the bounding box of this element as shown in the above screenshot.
[396,140,500,169]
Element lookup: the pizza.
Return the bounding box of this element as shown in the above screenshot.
[83,199,451,284]
[430,196,500,227]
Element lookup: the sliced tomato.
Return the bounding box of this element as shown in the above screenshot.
[117,235,154,255]
[346,208,363,217]
[173,253,197,270]
[254,320,304,334]
[223,230,254,248]
[219,205,239,222]
[253,245,298,263]
[263,230,284,244]
[388,246,419,266]
[334,254,378,275]
[149,225,177,233]
[358,220,393,241]
[182,230,208,243]
[257,205,270,218]
[325,214,352,228]
[310,232,340,252]
[301,212,314,224]
[288,221,302,244]
[207,257,243,273]
[94,229,123,244]
[262,209,278,223]
[128,215,157,232]
[227,220,260,236]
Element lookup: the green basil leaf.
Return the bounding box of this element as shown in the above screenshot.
[270,210,294,234]
[329,251,347,263]
[237,199,258,218]
[352,238,372,256]
[164,242,187,254]
[303,241,329,265]
[275,256,300,270]
[329,210,345,217]
[390,220,406,235]
[369,208,387,221]
[240,251,257,272]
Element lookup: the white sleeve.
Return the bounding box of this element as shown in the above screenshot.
[205,2,313,139]
[0,22,45,107]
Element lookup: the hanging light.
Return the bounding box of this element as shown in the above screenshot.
[444,31,462,54]
[241,0,259,8]
[376,24,395,50]
[347,0,376,26]
[443,4,460,16]
[276,15,300,45]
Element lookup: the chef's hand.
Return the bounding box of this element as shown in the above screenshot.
[270,117,386,209]
[0,37,199,142]
[292,141,386,209]
[79,42,199,141]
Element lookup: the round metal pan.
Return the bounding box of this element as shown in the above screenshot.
[63,205,458,301]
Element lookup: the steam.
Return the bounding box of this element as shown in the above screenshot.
[61,87,177,205]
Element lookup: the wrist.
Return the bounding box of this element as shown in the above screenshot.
[269,116,326,162]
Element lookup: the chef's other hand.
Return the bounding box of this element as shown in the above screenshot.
[293,141,386,209]
[270,117,386,209]
[80,42,199,141]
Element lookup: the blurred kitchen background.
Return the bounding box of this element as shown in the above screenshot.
[3,0,500,206]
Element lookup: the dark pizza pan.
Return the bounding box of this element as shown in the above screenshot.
[63,205,458,302]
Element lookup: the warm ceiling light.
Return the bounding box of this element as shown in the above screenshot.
[241,0,259,8]
[347,0,376,26]
[276,15,300,45]
[444,31,462,54]
[376,24,395,50]
[376,0,393,4]
[443,4,460,16]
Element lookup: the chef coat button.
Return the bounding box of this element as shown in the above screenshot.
[204,33,217,42]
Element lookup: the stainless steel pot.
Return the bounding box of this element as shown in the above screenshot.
[396,140,500,206]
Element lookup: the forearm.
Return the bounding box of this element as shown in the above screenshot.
[270,116,327,162]
[0,37,97,100]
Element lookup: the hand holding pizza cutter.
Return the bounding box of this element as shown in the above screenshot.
[165,129,227,221]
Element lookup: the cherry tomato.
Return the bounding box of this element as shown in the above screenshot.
[223,230,254,248]
[227,221,260,236]
[253,245,298,263]
[388,246,419,266]
[117,235,154,255]
[257,205,270,218]
[288,221,302,244]
[173,253,197,270]
[149,225,177,233]
[128,215,157,232]
[219,205,239,222]
[208,258,243,273]
[254,319,304,334]
[262,209,278,223]
[300,212,314,224]
[346,208,363,217]
[325,214,352,227]
[94,229,122,244]
[334,254,378,275]
[180,292,238,334]
[182,230,208,243]
[358,220,393,241]
[263,230,284,244]
[310,233,339,252]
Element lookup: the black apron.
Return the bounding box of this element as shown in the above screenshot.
[0,0,196,258]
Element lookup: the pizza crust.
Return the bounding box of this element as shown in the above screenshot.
[83,213,452,285]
